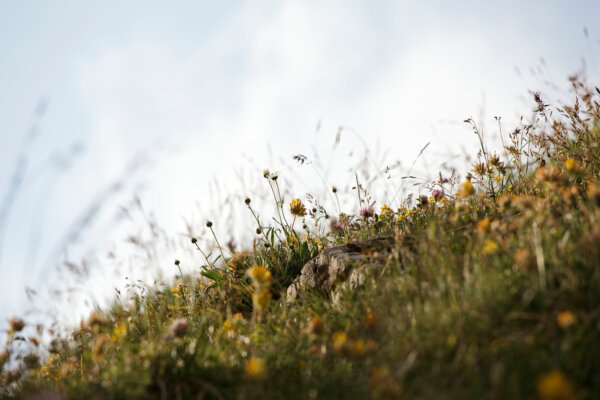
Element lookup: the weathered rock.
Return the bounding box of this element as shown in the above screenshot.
[286,236,394,303]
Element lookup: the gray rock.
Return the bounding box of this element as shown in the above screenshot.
[286,236,394,303]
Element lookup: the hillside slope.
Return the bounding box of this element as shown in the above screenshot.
[2,79,600,399]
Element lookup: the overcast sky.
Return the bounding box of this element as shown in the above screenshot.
[1,0,599,326]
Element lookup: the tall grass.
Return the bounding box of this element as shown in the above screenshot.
[1,76,600,399]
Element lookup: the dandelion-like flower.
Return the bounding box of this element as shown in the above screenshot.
[482,239,499,255]
[246,265,272,289]
[557,311,576,329]
[458,180,475,197]
[245,357,266,379]
[537,370,578,400]
[290,198,307,217]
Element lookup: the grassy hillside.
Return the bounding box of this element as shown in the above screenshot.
[2,78,600,399]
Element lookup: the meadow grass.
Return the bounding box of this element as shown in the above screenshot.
[1,77,600,399]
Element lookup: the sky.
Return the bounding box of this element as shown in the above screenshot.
[0,0,599,327]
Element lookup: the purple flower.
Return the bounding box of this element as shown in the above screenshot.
[360,205,375,219]
[432,189,444,201]
[419,195,428,206]
[169,318,189,337]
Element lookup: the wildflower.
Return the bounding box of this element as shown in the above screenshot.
[245,357,266,379]
[360,205,375,219]
[537,370,578,400]
[476,218,491,234]
[472,162,486,177]
[432,188,444,202]
[290,198,307,217]
[229,251,250,272]
[380,204,393,216]
[418,195,428,206]
[169,318,189,338]
[8,317,25,333]
[112,322,127,341]
[171,282,184,296]
[482,239,499,255]
[351,339,366,358]
[263,169,270,178]
[564,158,579,173]
[458,180,475,197]
[246,265,272,288]
[331,331,349,353]
[557,311,576,329]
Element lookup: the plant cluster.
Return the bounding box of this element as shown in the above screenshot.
[1,78,600,399]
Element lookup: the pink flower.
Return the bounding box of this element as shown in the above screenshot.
[169,318,188,337]
[360,205,375,219]
[432,189,444,201]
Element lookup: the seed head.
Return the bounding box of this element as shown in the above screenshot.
[245,197,251,205]
[191,237,197,244]
[206,220,213,228]
[256,228,262,234]
[174,259,180,266]
[332,186,337,193]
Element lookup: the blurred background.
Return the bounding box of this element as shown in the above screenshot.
[1,0,599,329]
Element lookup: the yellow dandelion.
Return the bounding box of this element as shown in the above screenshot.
[246,265,272,288]
[331,331,349,353]
[290,198,307,217]
[245,357,266,379]
[537,370,578,400]
[556,311,576,329]
[482,239,499,255]
[458,180,475,197]
[564,158,578,173]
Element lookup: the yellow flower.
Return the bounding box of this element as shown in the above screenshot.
[564,158,578,173]
[245,357,266,379]
[246,265,272,288]
[557,311,576,329]
[482,239,499,255]
[380,204,393,216]
[458,180,475,197]
[111,322,128,342]
[537,370,578,400]
[290,198,307,217]
[331,331,349,353]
